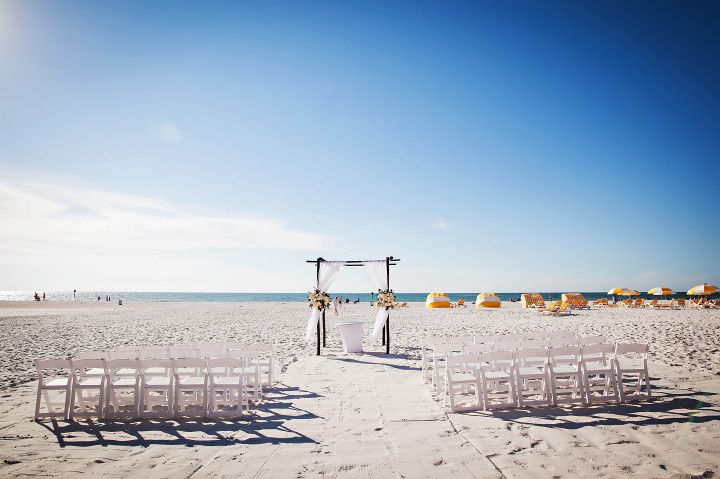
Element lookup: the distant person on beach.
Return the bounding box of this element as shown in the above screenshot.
[97,296,101,301]
[34,292,40,301]
[73,289,76,299]
[354,297,360,303]
[42,292,45,301]
[333,296,339,316]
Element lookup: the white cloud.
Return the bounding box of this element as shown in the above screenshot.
[432,218,447,229]
[0,177,335,258]
[159,123,182,143]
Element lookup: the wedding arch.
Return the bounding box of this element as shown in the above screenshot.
[305,256,400,355]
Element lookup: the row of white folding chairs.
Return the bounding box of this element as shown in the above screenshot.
[443,343,651,413]
[422,332,605,384]
[34,356,261,421]
[79,343,273,387]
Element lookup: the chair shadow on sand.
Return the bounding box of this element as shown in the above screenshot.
[36,384,321,448]
[462,386,720,430]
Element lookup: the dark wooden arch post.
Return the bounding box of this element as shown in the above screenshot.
[385,256,391,354]
[315,258,321,356]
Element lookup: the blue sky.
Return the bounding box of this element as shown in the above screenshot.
[0,0,718,293]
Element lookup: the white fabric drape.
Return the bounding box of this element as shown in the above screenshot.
[364,260,390,338]
[305,261,343,340]
[363,260,388,291]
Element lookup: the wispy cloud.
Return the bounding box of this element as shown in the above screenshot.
[159,123,182,143]
[0,177,335,258]
[432,218,447,229]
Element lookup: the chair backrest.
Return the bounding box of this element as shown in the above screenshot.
[446,354,481,375]
[463,343,492,354]
[523,331,550,341]
[581,343,614,363]
[169,345,198,358]
[478,351,515,371]
[517,347,548,366]
[108,349,139,360]
[493,340,521,352]
[105,358,138,376]
[549,330,576,339]
[549,345,581,365]
[614,343,648,357]
[225,341,252,351]
[138,358,173,375]
[70,358,106,377]
[548,336,578,347]
[76,351,108,360]
[172,357,207,375]
[677,298,685,306]
[577,335,607,346]
[201,348,229,359]
[35,359,72,385]
[474,334,495,344]
[139,347,169,359]
[431,343,456,356]
[522,338,548,348]
[497,333,525,342]
[115,345,138,352]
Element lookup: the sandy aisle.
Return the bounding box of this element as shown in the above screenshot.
[0,301,718,477]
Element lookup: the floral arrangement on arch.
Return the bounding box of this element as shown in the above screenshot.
[375,289,396,308]
[308,289,331,310]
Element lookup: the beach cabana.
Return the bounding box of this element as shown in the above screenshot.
[521,293,544,308]
[426,292,451,308]
[476,293,501,308]
[561,292,586,303]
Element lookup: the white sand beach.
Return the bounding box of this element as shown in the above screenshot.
[0,301,719,478]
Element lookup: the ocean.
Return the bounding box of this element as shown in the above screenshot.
[1,291,715,302]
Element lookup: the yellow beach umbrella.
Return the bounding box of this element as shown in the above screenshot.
[687,283,719,295]
[647,287,674,296]
[607,287,640,296]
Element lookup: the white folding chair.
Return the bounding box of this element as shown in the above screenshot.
[253,344,274,387]
[69,358,107,420]
[104,358,139,419]
[430,343,456,394]
[172,358,208,418]
[445,354,482,413]
[614,343,651,402]
[138,358,174,418]
[514,347,552,408]
[207,357,247,417]
[228,349,262,402]
[477,351,516,410]
[422,336,444,381]
[548,346,584,405]
[34,359,73,421]
[579,344,619,404]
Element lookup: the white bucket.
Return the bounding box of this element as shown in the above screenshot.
[337,322,364,353]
